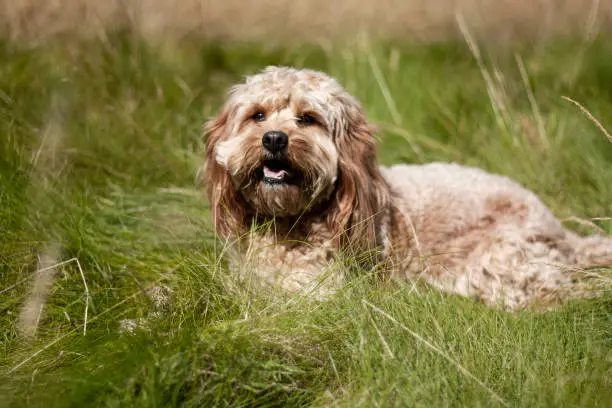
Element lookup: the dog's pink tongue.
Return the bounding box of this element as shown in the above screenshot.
[263,166,287,179]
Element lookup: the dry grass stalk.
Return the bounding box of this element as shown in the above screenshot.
[17,243,62,338]
[17,93,68,339]
[562,96,612,144]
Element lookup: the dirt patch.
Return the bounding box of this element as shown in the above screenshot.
[1,0,610,43]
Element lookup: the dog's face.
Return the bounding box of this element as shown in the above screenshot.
[204,66,389,251]
[212,68,341,217]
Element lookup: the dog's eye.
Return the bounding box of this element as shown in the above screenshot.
[297,113,317,126]
[251,111,266,122]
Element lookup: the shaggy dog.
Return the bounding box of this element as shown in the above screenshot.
[202,66,612,309]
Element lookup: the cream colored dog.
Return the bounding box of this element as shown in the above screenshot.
[202,66,612,309]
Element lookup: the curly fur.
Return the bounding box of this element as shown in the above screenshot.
[202,66,612,309]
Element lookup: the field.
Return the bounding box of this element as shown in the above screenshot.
[1,13,612,408]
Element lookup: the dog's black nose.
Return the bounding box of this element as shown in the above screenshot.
[262,131,288,153]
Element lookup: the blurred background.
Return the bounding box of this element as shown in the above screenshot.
[2,0,611,43]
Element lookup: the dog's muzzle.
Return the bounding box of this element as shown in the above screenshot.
[261,130,295,184]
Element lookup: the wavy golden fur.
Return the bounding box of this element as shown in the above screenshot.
[203,66,612,309]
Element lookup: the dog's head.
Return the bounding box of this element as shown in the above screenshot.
[203,66,389,251]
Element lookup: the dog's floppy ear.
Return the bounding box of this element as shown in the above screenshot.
[327,96,390,257]
[201,107,247,239]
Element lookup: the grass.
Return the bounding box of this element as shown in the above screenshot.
[1,32,612,407]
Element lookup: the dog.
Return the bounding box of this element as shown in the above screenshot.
[202,66,612,309]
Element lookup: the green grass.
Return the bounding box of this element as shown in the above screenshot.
[1,33,612,407]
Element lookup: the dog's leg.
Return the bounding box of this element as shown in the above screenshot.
[447,228,611,309]
[430,226,578,310]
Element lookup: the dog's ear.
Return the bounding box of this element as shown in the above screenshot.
[201,107,247,239]
[327,96,390,257]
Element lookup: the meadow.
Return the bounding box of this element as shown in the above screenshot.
[1,26,612,407]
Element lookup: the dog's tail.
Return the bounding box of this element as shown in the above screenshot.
[568,233,612,268]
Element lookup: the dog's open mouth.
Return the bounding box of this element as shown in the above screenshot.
[261,159,297,185]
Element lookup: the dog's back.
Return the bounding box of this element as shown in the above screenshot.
[381,162,612,308]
